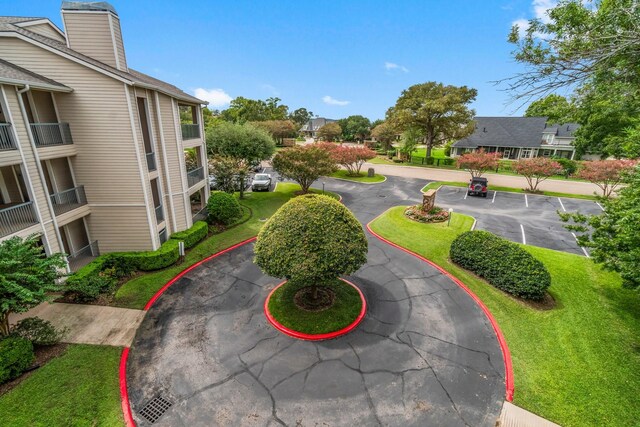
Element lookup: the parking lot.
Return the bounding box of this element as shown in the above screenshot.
[435,185,603,256]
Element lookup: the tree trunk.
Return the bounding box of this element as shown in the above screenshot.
[425,133,434,158]
[312,285,318,300]
[238,173,246,199]
[0,312,9,337]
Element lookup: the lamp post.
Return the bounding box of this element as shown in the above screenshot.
[322,182,325,195]
[448,208,453,226]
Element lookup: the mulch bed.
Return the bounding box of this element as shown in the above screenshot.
[0,343,68,396]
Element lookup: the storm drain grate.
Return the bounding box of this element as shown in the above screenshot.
[377,194,387,198]
[139,396,173,424]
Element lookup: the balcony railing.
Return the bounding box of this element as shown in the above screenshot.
[50,186,87,216]
[181,124,200,140]
[146,152,157,172]
[0,123,16,150]
[155,204,164,223]
[0,201,38,238]
[187,166,205,188]
[30,123,73,147]
[68,241,99,272]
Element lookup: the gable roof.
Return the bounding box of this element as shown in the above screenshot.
[543,123,580,138]
[301,117,335,131]
[453,117,548,149]
[0,16,206,105]
[0,58,71,92]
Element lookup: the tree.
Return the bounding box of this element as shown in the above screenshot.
[398,127,421,161]
[254,194,368,291]
[317,122,342,142]
[184,148,198,171]
[0,235,67,336]
[250,120,297,145]
[456,150,501,178]
[219,96,289,123]
[289,107,314,127]
[331,146,377,176]
[525,94,576,123]
[505,0,640,101]
[386,82,477,158]
[271,145,338,194]
[208,155,241,193]
[512,157,562,192]
[559,165,640,290]
[370,122,396,151]
[206,122,275,198]
[576,160,637,198]
[337,115,371,142]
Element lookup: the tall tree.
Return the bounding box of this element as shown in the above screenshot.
[219,97,289,123]
[272,145,338,194]
[317,122,342,142]
[370,122,397,150]
[525,94,577,124]
[1,235,67,336]
[456,150,502,178]
[386,82,477,158]
[337,115,371,142]
[289,107,314,127]
[250,120,297,145]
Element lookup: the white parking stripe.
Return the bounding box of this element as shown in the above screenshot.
[492,191,497,203]
[571,232,590,257]
[596,201,604,211]
[524,194,529,207]
[463,191,468,200]
[558,197,566,212]
[520,224,526,245]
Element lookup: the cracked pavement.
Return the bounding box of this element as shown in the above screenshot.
[127,176,506,426]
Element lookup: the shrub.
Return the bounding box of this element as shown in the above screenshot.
[425,156,435,165]
[134,239,180,271]
[207,191,243,225]
[442,157,455,166]
[65,270,117,302]
[101,253,136,278]
[392,158,403,163]
[450,230,551,300]
[554,158,578,178]
[386,150,395,158]
[11,317,66,346]
[0,336,34,384]
[170,221,208,249]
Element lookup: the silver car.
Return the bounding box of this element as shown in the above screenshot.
[251,173,272,192]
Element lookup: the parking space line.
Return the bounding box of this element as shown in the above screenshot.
[492,191,496,203]
[596,201,604,211]
[524,194,528,207]
[520,224,526,245]
[558,197,566,212]
[463,191,468,200]
[571,232,590,257]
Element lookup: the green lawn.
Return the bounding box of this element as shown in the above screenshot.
[0,345,123,426]
[422,180,598,200]
[330,169,385,183]
[369,207,640,427]
[113,183,337,309]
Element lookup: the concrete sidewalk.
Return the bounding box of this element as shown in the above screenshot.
[366,162,601,196]
[10,302,145,347]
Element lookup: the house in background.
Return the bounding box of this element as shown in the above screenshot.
[451,117,579,160]
[300,117,335,139]
[0,1,209,271]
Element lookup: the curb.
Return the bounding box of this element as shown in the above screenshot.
[365,215,514,402]
[264,278,367,341]
[328,175,387,185]
[119,347,135,427]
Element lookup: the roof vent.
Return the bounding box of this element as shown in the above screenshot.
[483,127,487,132]
[61,1,118,15]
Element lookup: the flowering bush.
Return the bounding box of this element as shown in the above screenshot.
[404,205,450,223]
[329,146,377,176]
[576,159,637,198]
[456,149,502,177]
[512,157,562,192]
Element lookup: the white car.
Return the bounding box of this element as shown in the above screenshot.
[251,173,272,192]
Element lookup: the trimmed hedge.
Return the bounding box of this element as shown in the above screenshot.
[132,239,180,271]
[450,230,551,300]
[170,221,208,249]
[207,191,242,225]
[0,337,34,384]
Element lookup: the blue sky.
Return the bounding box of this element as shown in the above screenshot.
[2,0,555,120]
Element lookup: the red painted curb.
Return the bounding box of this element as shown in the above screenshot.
[365,218,515,402]
[264,278,367,341]
[119,347,136,427]
[143,237,257,310]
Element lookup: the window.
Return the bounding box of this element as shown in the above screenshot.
[521,148,532,158]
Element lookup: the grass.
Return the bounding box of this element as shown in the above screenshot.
[267,278,362,334]
[330,169,385,183]
[369,206,640,427]
[0,345,122,426]
[113,183,338,309]
[421,180,598,200]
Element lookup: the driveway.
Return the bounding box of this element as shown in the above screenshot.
[126,176,506,426]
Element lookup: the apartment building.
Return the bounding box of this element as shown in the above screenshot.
[0,1,209,271]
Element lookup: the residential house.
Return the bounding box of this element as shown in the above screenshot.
[0,1,209,271]
[451,117,579,160]
[300,117,335,139]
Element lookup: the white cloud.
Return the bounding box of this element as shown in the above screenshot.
[193,88,233,108]
[322,95,350,106]
[384,62,409,73]
[511,0,557,38]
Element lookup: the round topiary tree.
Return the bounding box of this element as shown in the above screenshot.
[255,194,367,314]
[207,191,242,225]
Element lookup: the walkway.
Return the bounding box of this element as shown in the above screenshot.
[10,302,145,347]
[126,176,506,426]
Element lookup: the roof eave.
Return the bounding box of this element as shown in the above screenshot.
[0,77,72,92]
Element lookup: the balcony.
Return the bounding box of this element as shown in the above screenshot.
[0,201,38,238]
[0,123,16,151]
[67,240,99,272]
[181,124,200,140]
[155,204,164,224]
[50,186,87,217]
[30,123,73,147]
[187,166,205,188]
[146,152,157,172]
